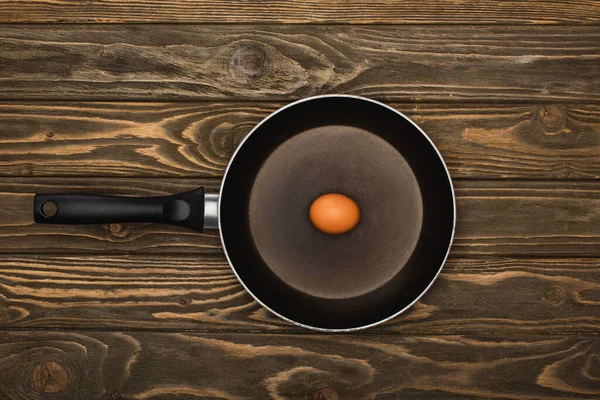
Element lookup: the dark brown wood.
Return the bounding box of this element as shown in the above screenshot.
[1,102,600,179]
[454,180,600,256]
[0,256,599,334]
[1,0,600,24]
[1,1,597,398]
[0,25,598,101]
[4,178,600,256]
[1,331,599,399]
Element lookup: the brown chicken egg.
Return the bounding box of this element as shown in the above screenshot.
[309,193,360,234]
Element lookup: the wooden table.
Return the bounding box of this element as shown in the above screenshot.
[1,2,600,399]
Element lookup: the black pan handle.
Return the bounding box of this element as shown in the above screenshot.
[33,188,206,232]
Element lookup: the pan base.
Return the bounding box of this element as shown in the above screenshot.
[249,125,423,299]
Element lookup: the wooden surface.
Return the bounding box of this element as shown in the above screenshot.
[1,0,600,24]
[2,332,600,399]
[1,255,599,334]
[2,102,600,180]
[1,3,600,400]
[0,25,599,102]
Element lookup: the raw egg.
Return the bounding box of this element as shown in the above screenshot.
[309,193,360,234]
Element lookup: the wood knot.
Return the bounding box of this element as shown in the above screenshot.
[211,121,254,158]
[21,166,32,176]
[32,361,68,393]
[312,387,339,400]
[179,298,192,307]
[544,286,564,305]
[45,132,54,139]
[206,308,218,317]
[107,223,129,238]
[109,223,122,234]
[537,105,567,135]
[229,44,270,80]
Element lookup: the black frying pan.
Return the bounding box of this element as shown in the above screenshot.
[34,95,455,331]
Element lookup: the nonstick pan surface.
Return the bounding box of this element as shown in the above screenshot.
[219,95,455,331]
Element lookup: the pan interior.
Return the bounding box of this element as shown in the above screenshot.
[249,125,423,299]
[219,96,455,330]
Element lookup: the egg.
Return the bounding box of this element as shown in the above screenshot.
[309,193,360,234]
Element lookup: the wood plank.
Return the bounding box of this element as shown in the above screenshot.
[1,0,600,24]
[1,256,599,334]
[1,331,599,399]
[2,102,600,179]
[0,25,598,102]
[1,178,600,256]
[454,180,600,256]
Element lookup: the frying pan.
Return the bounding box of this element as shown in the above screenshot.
[34,95,455,331]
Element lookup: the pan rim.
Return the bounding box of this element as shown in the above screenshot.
[218,94,456,332]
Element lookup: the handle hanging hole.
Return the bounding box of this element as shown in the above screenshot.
[40,201,58,218]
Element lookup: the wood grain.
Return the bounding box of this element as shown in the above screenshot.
[2,102,600,179]
[0,255,599,334]
[454,180,600,256]
[3,178,600,256]
[0,25,599,101]
[0,2,597,397]
[1,331,600,399]
[1,0,600,24]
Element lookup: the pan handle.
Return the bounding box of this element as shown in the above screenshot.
[33,188,209,232]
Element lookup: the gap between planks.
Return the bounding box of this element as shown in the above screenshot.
[0,327,596,336]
